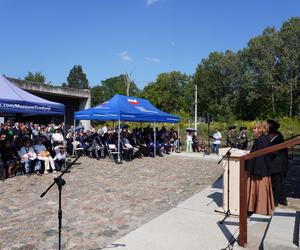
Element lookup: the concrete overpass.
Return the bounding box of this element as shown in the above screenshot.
[7,77,91,129]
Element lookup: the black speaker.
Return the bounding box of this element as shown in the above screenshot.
[205,113,212,123]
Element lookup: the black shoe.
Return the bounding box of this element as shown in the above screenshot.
[247,211,254,217]
[279,200,287,206]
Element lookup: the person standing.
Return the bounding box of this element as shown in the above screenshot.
[247,122,274,215]
[186,131,193,152]
[238,126,248,150]
[267,119,288,206]
[226,126,238,148]
[211,128,222,155]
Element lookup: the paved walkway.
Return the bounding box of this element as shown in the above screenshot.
[0,153,223,249]
[4,151,296,249]
[103,152,300,250]
[104,176,241,250]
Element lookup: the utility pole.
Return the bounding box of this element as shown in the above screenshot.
[124,74,131,96]
[194,84,198,134]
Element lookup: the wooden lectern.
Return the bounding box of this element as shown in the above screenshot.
[219,147,249,215]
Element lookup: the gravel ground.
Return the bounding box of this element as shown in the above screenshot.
[0,154,223,250]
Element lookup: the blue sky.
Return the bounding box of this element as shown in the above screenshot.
[1,0,299,89]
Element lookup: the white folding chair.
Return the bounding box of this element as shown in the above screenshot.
[72,141,85,156]
[106,143,119,162]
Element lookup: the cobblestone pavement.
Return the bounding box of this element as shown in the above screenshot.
[0,155,223,250]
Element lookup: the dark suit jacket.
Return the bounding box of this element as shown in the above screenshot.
[247,134,271,177]
[269,132,288,174]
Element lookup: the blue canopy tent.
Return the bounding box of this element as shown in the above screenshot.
[74,94,180,161]
[0,74,65,115]
[74,94,179,123]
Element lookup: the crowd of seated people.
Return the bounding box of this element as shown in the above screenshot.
[70,124,183,161]
[65,124,181,162]
[0,120,182,180]
[0,121,66,179]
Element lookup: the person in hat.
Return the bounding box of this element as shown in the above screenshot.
[238,127,248,150]
[51,126,64,147]
[226,125,238,148]
[267,119,288,206]
[226,126,232,147]
[18,139,42,176]
[267,119,280,132]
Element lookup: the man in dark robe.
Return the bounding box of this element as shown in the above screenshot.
[267,119,288,206]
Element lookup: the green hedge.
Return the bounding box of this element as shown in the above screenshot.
[178,117,300,145]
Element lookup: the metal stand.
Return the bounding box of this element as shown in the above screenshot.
[175,139,181,153]
[115,156,122,164]
[215,147,237,224]
[40,153,82,250]
[176,124,181,153]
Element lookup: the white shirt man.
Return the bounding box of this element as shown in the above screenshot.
[212,129,222,155]
[102,124,108,135]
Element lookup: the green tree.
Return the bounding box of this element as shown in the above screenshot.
[67,65,89,89]
[90,85,106,106]
[90,74,140,106]
[277,17,300,117]
[140,71,192,116]
[193,51,242,121]
[192,17,300,120]
[101,74,140,98]
[241,27,281,118]
[24,72,46,83]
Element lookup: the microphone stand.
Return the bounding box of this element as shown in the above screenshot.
[40,152,82,250]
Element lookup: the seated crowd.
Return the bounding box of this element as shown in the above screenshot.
[0,121,67,179]
[68,124,180,161]
[0,121,180,180]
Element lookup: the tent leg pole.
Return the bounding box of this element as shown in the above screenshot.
[177,123,180,153]
[154,122,156,157]
[117,119,122,164]
[63,115,66,139]
[73,119,76,156]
